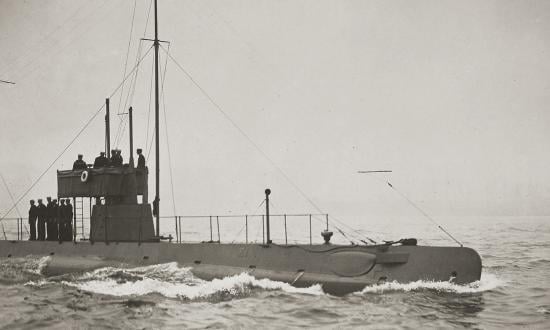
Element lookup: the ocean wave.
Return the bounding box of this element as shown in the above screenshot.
[358,272,504,294]
[62,262,323,300]
[0,256,50,283]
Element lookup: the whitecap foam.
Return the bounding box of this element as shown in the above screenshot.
[63,263,323,299]
[359,272,505,294]
[27,256,51,275]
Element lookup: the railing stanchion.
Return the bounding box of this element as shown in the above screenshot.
[245,215,248,244]
[262,215,265,244]
[16,218,19,240]
[309,214,312,245]
[178,216,182,243]
[284,214,288,245]
[73,197,77,243]
[174,216,178,243]
[216,216,220,243]
[209,216,213,242]
[326,214,329,230]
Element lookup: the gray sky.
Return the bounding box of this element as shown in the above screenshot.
[0,0,549,220]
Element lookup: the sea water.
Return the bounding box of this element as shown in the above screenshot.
[0,216,548,329]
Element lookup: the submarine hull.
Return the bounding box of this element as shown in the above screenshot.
[0,241,481,295]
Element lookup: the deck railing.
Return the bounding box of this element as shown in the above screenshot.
[0,213,330,245]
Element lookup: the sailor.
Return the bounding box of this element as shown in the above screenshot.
[72,154,88,170]
[51,199,59,241]
[64,199,73,241]
[28,200,38,240]
[136,148,145,169]
[115,149,124,166]
[93,151,108,168]
[36,199,46,241]
[58,199,66,241]
[109,149,123,167]
[46,197,55,241]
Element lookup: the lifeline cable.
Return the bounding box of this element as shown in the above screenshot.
[0,173,29,235]
[160,45,377,245]
[0,45,153,223]
[385,181,463,247]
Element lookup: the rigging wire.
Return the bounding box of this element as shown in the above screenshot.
[385,181,463,247]
[0,173,29,235]
[159,44,177,217]
[145,54,155,160]
[115,0,154,150]
[0,45,154,223]
[159,45,377,245]
[116,0,138,116]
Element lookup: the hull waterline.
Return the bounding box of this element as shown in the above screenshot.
[0,240,481,295]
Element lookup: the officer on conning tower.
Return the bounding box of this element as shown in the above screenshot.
[73,154,87,170]
[136,148,145,169]
[93,151,108,168]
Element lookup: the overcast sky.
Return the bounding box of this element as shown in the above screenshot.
[0,0,549,221]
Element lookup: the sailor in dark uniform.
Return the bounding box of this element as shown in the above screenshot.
[73,154,88,170]
[93,151,108,168]
[51,199,59,241]
[109,150,115,165]
[36,199,46,241]
[46,197,54,240]
[64,199,73,241]
[136,148,145,169]
[28,200,38,240]
[115,149,123,167]
[58,199,66,241]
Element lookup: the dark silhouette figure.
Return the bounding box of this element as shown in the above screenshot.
[73,154,87,170]
[111,149,123,167]
[45,197,59,241]
[36,199,46,241]
[58,199,66,241]
[93,151,108,168]
[28,200,38,240]
[137,148,145,169]
[64,199,73,241]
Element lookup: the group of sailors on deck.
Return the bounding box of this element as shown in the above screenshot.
[72,149,145,170]
[27,197,73,241]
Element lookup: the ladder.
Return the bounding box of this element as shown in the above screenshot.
[73,197,87,240]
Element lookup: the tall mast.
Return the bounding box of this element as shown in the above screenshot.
[154,0,160,236]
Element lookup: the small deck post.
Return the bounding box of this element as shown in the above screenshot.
[73,197,77,243]
[309,214,312,245]
[245,215,248,244]
[265,189,271,244]
[262,215,265,244]
[284,214,288,245]
[209,216,213,242]
[178,216,182,243]
[174,216,178,243]
[216,216,220,243]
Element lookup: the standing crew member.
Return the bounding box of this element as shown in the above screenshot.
[136,148,145,169]
[28,200,38,240]
[73,154,87,170]
[113,150,123,167]
[93,151,108,168]
[58,199,66,241]
[46,197,54,240]
[65,199,73,241]
[37,199,46,241]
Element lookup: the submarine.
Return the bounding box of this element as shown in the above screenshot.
[0,0,481,296]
